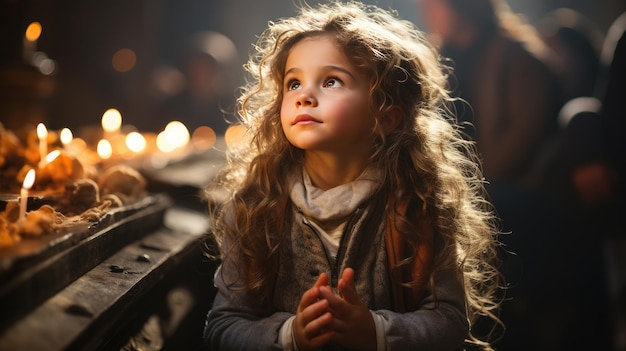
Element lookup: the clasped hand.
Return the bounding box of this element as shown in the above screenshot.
[293,268,377,351]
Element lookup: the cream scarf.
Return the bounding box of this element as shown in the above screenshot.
[289,167,381,259]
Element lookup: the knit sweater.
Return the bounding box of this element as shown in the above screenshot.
[204,170,469,350]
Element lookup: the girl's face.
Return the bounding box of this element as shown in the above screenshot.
[280,34,377,156]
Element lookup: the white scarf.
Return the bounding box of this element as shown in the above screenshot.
[289,167,381,257]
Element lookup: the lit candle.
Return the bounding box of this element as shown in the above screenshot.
[60,127,73,152]
[164,121,190,149]
[156,130,176,153]
[101,108,122,138]
[97,139,113,160]
[101,108,122,156]
[23,21,41,62]
[37,122,48,168]
[19,169,36,221]
[125,132,146,153]
[45,150,61,164]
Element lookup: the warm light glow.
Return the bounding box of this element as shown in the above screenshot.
[37,122,48,168]
[156,120,191,153]
[60,128,73,146]
[97,139,113,159]
[70,138,87,151]
[112,48,137,73]
[25,22,42,42]
[101,108,122,133]
[156,131,176,153]
[163,121,190,148]
[191,126,217,150]
[23,169,36,190]
[224,125,247,149]
[19,168,36,220]
[36,122,48,139]
[45,150,61,163]
[125,132,146,153]
[31,51,56,75]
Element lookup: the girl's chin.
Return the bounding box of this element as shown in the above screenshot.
[286,134,327,150]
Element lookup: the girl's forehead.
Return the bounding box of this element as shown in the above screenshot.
[293,33,341,49]
[285,34,345,62]
[281,32,373,81]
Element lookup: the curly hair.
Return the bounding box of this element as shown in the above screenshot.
[206,1,504,349]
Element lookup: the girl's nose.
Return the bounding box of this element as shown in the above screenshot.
[296,90,317,107]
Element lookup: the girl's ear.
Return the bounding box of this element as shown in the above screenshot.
[380,107,403,136]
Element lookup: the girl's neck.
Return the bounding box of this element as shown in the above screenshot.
[303,152,370,191]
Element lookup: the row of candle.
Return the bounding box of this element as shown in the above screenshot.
[20,108,211,222]
[34,108,197,159]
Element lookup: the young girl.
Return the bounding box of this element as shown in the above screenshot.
[203,1,503,350]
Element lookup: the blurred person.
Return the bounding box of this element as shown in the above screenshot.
[535,96,618,218]
[598,12,626,194]
[537,8,604,106]
[597,11,626,102]
[417,0,561,188]
[534,97,616,351]
[150,31,239,134]
[597,12,626,350]
[531,12,626,351]
[416,1,571,350]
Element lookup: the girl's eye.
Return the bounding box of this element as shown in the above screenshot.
[286,79,300,91]
[324,78,343,88]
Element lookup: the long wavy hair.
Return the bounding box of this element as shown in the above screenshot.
[206,1,504,349]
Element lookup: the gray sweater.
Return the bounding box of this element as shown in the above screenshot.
[204,199,469,350]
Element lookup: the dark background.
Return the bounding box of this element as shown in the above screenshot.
[1,0,624,133]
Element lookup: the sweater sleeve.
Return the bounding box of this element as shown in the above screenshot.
[203,257,294,350]
[373,267,469,351]
[203,206,293,350]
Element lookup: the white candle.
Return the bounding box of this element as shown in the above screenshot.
[19,169,36,221]
[37,122,48,168]
[60,127,73,153]
[101,109,122,156]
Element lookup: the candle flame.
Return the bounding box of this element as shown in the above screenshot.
[37,122,48,139]
[23,169,36,190]
[101,108,122,133]
[25,22,42,42]
[60,128,73,145]
[156,131,176,153]
[45,150,61,163]
[97,139,113,159]
[125,132,146,153]
[164,121,190,148]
